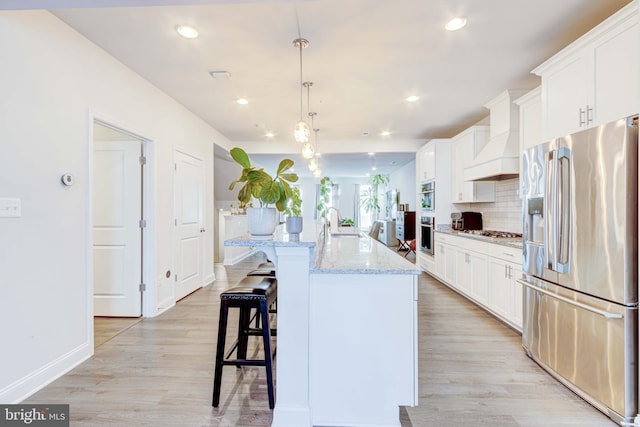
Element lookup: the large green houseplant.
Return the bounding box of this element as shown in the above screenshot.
[360,173,389,221]
[228,147,299,237]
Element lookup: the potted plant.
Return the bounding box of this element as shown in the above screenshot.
[339,218,355,227]
[316,177,333,220]
[283,186,303,241]
[228,147,298,238]
[360,173,389,221]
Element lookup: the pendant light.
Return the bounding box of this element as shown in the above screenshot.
[302,108,316,159]
[293,38,310,143]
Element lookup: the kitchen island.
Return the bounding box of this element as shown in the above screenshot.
[225,227,420,427]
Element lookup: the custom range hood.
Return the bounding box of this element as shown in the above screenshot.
[464,89,528,181]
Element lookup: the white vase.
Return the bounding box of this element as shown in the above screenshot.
[286,216,303,241]
[247,207,278,238]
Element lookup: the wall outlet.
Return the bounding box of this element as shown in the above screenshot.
[0,198,21,218]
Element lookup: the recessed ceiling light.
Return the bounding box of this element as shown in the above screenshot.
[445,17,467,31]
[175,24,199,39]
[405,95,419,102]
[380,131,391,137]
[236,98,249,105]
[265,132,274,138]
[362,131,370,136]
[209,70,230,79]
[368,152,375,156]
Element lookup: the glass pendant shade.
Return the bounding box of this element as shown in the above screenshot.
[301,142,315,159]
[308,158,318,172]
[313,168,322,177]
[294,120,310,143]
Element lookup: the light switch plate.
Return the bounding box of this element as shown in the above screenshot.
[0,198,21,218]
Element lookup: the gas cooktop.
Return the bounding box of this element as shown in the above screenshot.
[460,230,523,239]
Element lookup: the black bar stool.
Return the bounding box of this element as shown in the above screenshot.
[212,276,277,409]
[245,262,276,327]
[246,261,276,277]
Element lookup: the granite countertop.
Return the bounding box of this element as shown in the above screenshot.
[313,232,420,275]
[436,229,524,250]
[224,223,420,275]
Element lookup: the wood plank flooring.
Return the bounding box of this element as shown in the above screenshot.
[26,254,614,426]
[94,317,141,349]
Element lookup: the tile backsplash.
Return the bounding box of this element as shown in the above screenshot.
[471,178,522,233]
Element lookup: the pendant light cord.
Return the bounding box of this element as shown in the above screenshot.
[299,42,303,121]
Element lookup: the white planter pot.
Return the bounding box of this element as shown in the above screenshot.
[247,207,278,238]
[286,216,303,241]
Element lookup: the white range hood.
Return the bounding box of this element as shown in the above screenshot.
[464,89,528,182]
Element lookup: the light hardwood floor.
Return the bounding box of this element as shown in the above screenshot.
[94,317,141,349]
[26,254,614,426]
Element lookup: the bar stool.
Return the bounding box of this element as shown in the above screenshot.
[245,262,277,327]
[212,276,277,409]
[246,261,276,277]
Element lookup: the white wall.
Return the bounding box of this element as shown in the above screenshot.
[0,10,230,403]
[389,159,417,212]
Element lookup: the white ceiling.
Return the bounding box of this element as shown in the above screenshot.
[7,0,632,179]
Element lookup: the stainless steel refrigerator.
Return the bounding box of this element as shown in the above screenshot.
[520,115,639,425]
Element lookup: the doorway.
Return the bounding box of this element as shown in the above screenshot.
[173,148,205,301]
[91,121,147,343]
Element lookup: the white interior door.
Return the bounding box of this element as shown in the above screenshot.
[93,140,142,316]
[174,149,204,301]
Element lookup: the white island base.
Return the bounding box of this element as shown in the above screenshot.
[226,230,419,427]
[310,273,417,426]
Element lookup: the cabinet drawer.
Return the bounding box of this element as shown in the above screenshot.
[490,246,522,263]
[434,232,457,245]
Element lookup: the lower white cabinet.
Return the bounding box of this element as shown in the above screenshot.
[488,258,523,330]
[433,232,523,331]
[434,241,456,284]
[456,249,488,304]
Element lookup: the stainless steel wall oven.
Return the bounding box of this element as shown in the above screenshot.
[419,216,434,255]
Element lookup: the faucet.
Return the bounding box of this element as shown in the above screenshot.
[325,207,341,234]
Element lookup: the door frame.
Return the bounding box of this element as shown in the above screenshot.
[86,111,157,351]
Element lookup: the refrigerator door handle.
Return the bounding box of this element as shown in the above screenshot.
[546,149,557,271]
[518,279,623,319]
[556,147,571,273]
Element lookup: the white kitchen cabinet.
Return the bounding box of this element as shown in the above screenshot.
[456,248,488,304]
[432,232,523,331]
[415,139,453,225]
[434,241,456,285]
[417,142,436,181]
[434,233,456,284]
[451,126,495,203]
[488,246,523,331]
[515,87,542,198]
[534,2,638,141]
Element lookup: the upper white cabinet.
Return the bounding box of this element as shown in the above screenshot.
[451,126,495,203]
[515,87,542,197]
[417,143,436,181]
[533,2,638,140]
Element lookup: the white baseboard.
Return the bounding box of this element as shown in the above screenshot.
[0,342,91,404]
[224,248,256,265]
